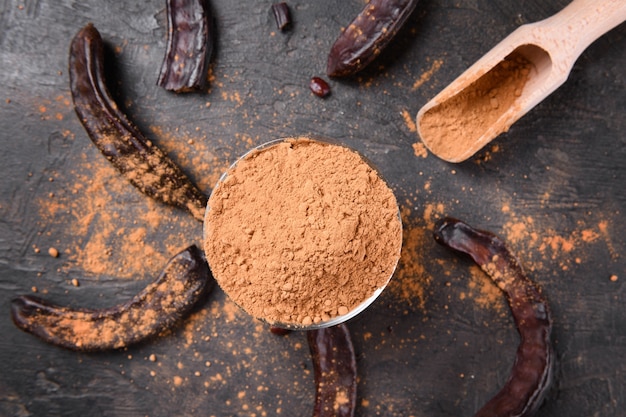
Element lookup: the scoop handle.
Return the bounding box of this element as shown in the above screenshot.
[539,0,626,67]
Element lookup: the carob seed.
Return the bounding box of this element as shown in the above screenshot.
[309,77,331,98]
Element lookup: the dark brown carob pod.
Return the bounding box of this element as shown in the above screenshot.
[327,0,419,77]
[158,0,214,92]
[307,324,357,417]
[434,217,554,417]
[11,245,213,351]
[271,2,292,31]
[69,23,208,221]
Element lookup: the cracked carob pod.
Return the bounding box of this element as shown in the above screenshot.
[434,217,554,417]
[158,0,214,92]
[327,0,419,77]
[307,324,357,417]
[69,23,207,222]
[11,245,213,351]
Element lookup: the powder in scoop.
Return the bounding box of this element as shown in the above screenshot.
[418,51,532,160]
[203,138,402,327]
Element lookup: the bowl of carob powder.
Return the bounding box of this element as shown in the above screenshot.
[203,137,402,329]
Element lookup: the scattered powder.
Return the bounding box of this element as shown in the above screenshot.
[499,204,620,274]
[412,59,444,90]
[502,217,539,246]
[387,221,428,311]
[411,142,428,159]
[32,93,72,122]
[220,91,244,106]
[36,127,226,280]
[38,157,168,278]
[476,143,502,163]
[539,235,575,255]
[403,108,430,157]
[386,203,445,311]
[462,265,507,314]
[581,229,600,243]
[598,220,618,260]
[422,202,445,230]
[417,51,532,161]
[148,126,228,193]
[204,138,402,326]
[401,109,417,133]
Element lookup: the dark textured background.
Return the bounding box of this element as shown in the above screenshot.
[1,1,624,416]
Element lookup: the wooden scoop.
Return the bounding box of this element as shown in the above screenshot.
[416,0,626,163]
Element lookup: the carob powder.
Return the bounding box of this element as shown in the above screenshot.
[203,138,402,327]
[418,50,533,159]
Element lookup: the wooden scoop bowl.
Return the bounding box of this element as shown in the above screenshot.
[416,0,626,163]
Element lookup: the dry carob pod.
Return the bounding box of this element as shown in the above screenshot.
[327,0,419,77]
[157,0,214,92]
[307,324,357,417]
[11,245,213,351]
[69,23,207,222]
[271,2,292,31]
[433,217,554,417]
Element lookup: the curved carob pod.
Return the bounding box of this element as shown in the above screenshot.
[11,245,213,351]
[433,217,554,417]
[307,324,357,417]
[327,0,419,77]
[158,0,214,92]
[69,23,208,222]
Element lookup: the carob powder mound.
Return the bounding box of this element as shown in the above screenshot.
[203,138,402,327]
